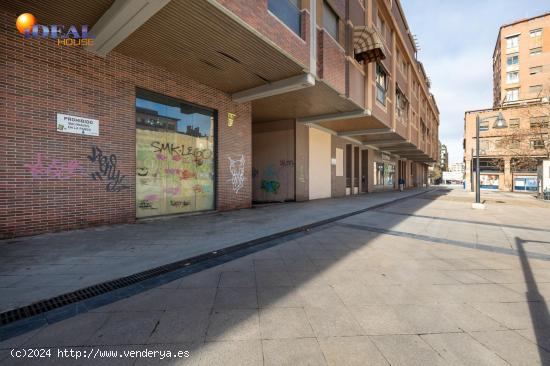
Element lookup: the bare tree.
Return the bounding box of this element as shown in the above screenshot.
[496,83,550,172]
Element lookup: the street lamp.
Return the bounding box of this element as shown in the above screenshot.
[474,112,507,208]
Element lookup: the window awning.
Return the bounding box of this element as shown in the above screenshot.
[353,26,386,63]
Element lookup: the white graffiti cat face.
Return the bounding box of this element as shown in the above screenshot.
[228,155,245,194]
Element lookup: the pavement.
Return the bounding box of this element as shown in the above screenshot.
[0,188,430,312]
[2,187,550,365]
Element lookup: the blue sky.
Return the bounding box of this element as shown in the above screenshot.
[401,0,550,164]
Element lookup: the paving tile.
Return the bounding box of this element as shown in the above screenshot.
[147,309,210,344]
[88,311,163,345]
[371,334,446,366]
[442,270,494,284]
[318,336,389,366]
[257,286,304,308]
[259,307,314,339]
[262,338,327,366]
[438,303,506,332]
[304,305,364,337]
[473,301,550,330]
[421,332,508,365]
[218,272,256,288]
[255,271,293,287]
[25,312,109,347]
[199,340,263,366]
[206,309,259,341]
[350,304,461,335]
[516,328,550,352]
[213,287,258,309]
[469,330,550,366]
[176,270,221,289]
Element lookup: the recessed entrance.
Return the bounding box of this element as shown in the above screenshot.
[135,90,216,218]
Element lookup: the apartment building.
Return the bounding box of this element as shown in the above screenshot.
[1,0,439,238]
[439,143,449,171]
[465,12,550,192]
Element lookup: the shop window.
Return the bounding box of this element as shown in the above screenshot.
[374,162,384,185]
[135,90,216,218]
[268,0,301,36]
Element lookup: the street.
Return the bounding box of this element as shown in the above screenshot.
[2,187,550,365]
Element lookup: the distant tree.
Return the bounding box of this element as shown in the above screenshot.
[496,83,550,171]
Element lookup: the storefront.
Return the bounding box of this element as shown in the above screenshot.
[373,161,396,190]
[135,90,216,218]
[513,175,538,192]
[480,174,500,190]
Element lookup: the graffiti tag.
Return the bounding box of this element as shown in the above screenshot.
[24,154,84,179]
[228,155,245,194]
[261,180,280,194]
[87,146,129,192]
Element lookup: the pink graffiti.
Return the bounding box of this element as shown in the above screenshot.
[144,194,160,201]
[165,186,181,196]
[172,154,182,162]
[156,153,167,160]
[24,154,84,179]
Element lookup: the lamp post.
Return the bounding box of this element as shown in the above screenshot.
[473,112,507,208]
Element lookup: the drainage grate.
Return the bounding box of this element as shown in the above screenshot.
[0,189,434,327]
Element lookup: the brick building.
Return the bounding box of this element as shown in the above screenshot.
[465,12,550,192]
[1,0,439,238]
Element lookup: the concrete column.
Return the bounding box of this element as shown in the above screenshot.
[503,157,512,192]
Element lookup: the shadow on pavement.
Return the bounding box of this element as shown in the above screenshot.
[516,237,550,365]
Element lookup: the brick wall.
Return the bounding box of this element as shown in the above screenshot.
[217,0,310,70]
[318,29,346,95]
[0,10,252,238]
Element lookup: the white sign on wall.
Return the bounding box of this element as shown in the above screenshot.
[56,114,99,136]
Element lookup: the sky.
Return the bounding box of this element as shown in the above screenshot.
[401,0,550,164]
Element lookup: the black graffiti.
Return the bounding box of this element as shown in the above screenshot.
[138,200,157,209]
[137,167,148,176]
[169,200,190,208]
[87,146,130,192]
[150,141,213,159]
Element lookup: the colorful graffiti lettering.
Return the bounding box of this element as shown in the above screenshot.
[180,169,197,180]
[228,155,245,194]
[263,164,277,178]
[172,154,182,162]
[156,153,167,161]
[88,146,130,192]
[24,154,84,179]
[261,180,280,194]
[151,141,213,159]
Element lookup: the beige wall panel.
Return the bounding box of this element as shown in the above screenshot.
[309,128,332,199]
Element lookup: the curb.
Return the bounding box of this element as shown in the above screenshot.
[0,188,435,341]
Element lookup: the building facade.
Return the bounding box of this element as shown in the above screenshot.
[465,12,550,193]
[1,0,439,238]
[439,143,449,171]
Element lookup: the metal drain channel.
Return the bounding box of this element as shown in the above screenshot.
[0,189,435,328]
